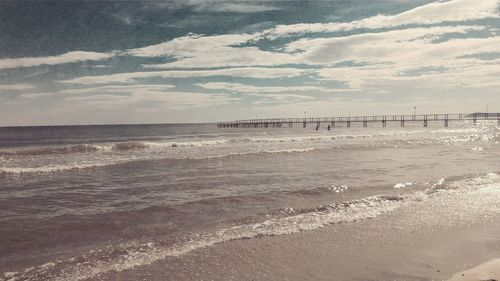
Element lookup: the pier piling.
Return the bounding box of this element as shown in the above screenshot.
[217,112,499,129]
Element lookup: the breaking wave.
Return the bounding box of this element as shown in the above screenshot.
[0,140,231,157]
[3,172,499,281]
[0,147,325,175]
[9,172,500,281]
[0,144,111,156]
[189,147,321,160]
[2,193,415,281]
[0,163,112,175]
[0,129,430,157]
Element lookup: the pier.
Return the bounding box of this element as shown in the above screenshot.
[218,113,500,128]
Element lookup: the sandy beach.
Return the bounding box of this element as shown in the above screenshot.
[94,173,500,281]
[448,259,500,281]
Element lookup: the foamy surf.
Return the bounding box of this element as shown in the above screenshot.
[188,147,322,160]
[1,194,412,281]
[0,144,112,156]
[5,173,498,281]
[1,126,497,178]
[0,163,112,174]
[0,139,230,157]
[0,147,325,175]
[394,182,413,189]
[3,125,492,157]
[0,135,343,157]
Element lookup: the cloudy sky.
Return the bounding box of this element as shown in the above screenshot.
[0,0,499,126]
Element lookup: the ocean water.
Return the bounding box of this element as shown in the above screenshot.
[0,121,499,281]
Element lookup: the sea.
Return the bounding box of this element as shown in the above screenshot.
[0,120,499,281]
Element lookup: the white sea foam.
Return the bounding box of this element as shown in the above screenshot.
[2,126,496,162]
[6,173,500,281]
[329,185,349,193]
[394,182,413,189]
[0,144,112,156]
[189,147,322,160]
[432,178,446,188]
[0,147,325,175]
[245,131,415,144]
[2,127,497,175]
[4,190,430,281]
[0,163,111,174]
[144,139,230,148]
[0,139,231,158]
[437,133,498,145]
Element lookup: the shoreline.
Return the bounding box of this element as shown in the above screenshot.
[3,172,500,280]
[448,259,500,281]
[98,214,500,281]
[96,178,500,281]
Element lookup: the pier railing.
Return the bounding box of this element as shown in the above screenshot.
[218,113,500,128]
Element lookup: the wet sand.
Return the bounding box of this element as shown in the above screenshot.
[448,259,500,281]
[98,178,500,281]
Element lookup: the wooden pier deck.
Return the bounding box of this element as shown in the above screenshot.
[218,113,500,128]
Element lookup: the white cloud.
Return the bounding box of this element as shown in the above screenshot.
[198,82,319,103]
[197,82,357,93]
[312,31,500,91]
[249,93,315,104]
[196,81,361,104]
[253,23,499,92]
[0,84,35,91]
[287,25,487,64]
[127,0,498,71]
[59,67,309,85]
[267,0,499,37]
[0,51,114,70]
[2,0,498,73]
[3,0,499,126]
[150,0,279,13]
[19,92,54,99]
[198,3,279,13]
[60,23,499,101]
[58,84,175,95]
[58,84,240,109]
[198,82,324,93]
[129,33,295,68]
[316,57,500,93]
[48,1,500,111]
[389,0,499,24]
[66,91,237,109]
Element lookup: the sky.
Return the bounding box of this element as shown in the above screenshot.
[0,0,499,126]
